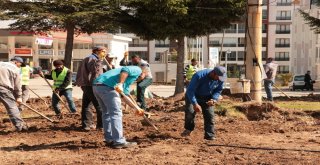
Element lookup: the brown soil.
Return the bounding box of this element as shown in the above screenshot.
[0,96,320,164]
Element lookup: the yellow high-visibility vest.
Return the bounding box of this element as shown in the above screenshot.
[21,66,30,86]
[186,65,196,80]
[52,67,72,89]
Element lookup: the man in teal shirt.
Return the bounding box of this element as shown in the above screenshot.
[93,66,142,149]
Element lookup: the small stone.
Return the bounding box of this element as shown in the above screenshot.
[216,148,224,154]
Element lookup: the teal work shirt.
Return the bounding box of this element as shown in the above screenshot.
[93,66,142,95]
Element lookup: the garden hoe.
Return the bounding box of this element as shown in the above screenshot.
[115,88,159,131]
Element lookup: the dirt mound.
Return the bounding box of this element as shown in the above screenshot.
[235,101,281,121]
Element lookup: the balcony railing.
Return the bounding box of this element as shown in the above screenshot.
[276,30,290,34]
[275,44,290,47]
[277,2,291,6]
[275,58,290,61]
[155,44,169,47]
[276,16,291,20]
[129,44,148,47]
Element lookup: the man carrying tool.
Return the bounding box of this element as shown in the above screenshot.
[93,66,144,149]
[0,57,28,131]
[76,46,106,131]
[183,58,198,87]
[120,54,153,111]
[40,60,77,116]
[181,66,226,140]
[263,57,277,101]
[18,58,33,111]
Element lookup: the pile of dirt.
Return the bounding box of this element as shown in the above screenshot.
[274,94,320,101]
[234,101,281,121]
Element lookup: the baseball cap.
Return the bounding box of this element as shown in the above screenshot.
[11,56,24,63]
[92,46,106,51]
[213,66,227,82]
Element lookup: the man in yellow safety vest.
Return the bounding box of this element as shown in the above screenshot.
[183,59,198,87]
[40,60,77,116]
[19,59,33,111]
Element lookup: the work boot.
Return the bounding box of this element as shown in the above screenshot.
[204,136,215,141]
[181,129,192,137]
[111,141,137,149]
[83,124,96,131]
[16,123,28,132]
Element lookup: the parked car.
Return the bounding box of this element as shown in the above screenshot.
[289,75,305,91]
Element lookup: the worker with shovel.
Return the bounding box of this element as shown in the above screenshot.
[40,60,77,117]
[0,57,28,131]
[181,66,226,140]
[93,66,144,149]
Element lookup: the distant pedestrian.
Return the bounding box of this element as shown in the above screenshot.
[40,60,77,116]
[263,58,277,101]
[304,70,314,91]
[0,57,28,131]
[183,58,198,87]
[76,46,107,131]
[181,66,226,140]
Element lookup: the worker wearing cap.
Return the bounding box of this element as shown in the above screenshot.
[76,46,106,131]
[40,60,77,116]
[93,66,143,149]
[181,66,227,140]
[102,53,116,72]
[0,57,28,131]
[18,59,33,111]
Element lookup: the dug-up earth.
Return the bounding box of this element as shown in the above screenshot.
[0,94,320,164]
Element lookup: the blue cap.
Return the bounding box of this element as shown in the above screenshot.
[11,56,24,63]
[213,66,227,82]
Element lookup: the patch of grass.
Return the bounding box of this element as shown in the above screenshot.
[215,101,246,119]
[276,101,320,111]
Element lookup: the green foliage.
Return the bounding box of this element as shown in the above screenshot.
[299,0,320,33]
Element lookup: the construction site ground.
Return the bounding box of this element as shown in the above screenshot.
[1,93,320,164]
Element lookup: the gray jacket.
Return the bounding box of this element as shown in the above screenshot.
[0,62,22,98]
[76,54,103,86]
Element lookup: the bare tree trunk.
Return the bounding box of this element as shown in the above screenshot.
[64,23,75,69]
[174,36,185,95]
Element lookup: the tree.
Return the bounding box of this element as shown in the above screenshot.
[2,0,117,68]
[116,0,245,95]
[300,0,320,33]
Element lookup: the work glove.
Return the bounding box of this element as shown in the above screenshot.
[54,88,61,94]
[135,108,145,116]
[39,71,44,78]
[16,98,22,104]
[114,83,124,93]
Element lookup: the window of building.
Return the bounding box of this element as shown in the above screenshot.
[0,38,8,49]
[155,39,170,47]
[262,10,268,20]
[225,24,237,33]
[155,52,162,62]
[237,51,245,61]
[275,52,290,61]
[275,38,290,47]
[238,23,245,33]
[209,38,222,47]
[262,23,267,33]
[276,11,291,20]
[15,41,32,48]
[129,38,148,47]
[238,38,245,47]
[262,51,267,61]
[221,51,236,61]
[277,65,289,74]
[223,38,237,47]
[277,0,292,6]
[276,24,290,34]
[262,37,267,47]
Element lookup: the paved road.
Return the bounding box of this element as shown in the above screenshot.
[28,78,319,99]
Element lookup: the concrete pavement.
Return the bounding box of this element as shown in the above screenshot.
[28,78,319,99]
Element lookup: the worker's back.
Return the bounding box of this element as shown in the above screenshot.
[0,62,21,91]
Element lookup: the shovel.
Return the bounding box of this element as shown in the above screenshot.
[117,91,158,131]
[20,102,56,123]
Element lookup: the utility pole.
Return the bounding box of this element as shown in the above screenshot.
[245,0,262,103]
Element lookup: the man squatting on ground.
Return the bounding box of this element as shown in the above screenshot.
[0,57,28,131]
[93,66,144,149]
[76,46,107,131]
[40,60,77,116]
[120,53,153,111]
[181,66,227,140]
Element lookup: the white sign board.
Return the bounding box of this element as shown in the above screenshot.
[35,37,53,46]
[209,47,219,68]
